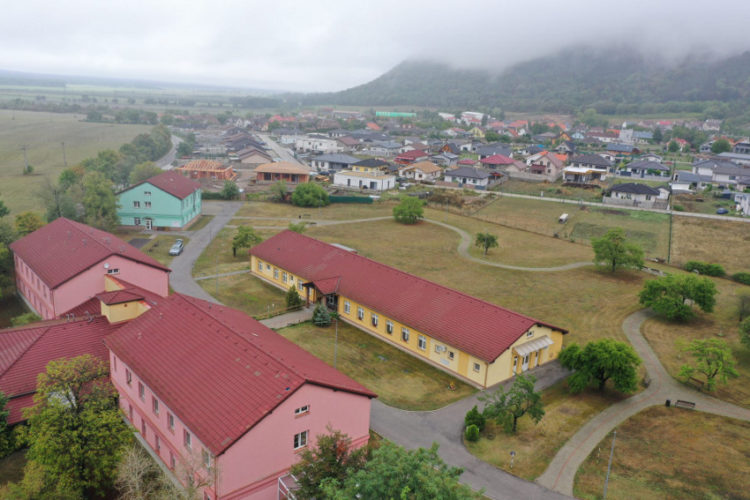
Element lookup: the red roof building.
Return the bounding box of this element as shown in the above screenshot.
[251,231,567,388]
[394,149,430,165]
[9,218,170,319]
[480,154,515,167]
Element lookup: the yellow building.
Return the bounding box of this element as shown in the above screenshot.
[250,231,567,388]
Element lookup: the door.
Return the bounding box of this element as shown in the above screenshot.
[522,354,530,371]
[145,218,153,230]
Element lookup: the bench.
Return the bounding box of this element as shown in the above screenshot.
[688,377,705,389]
[674,400,696,410]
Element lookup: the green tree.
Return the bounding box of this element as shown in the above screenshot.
[81,172,120,230]
[0,199,8,219]
[269,181,288,202]
[286,286,304,310]
[639,274,718,321]
[14,212,44,236]
[38,179,77,222]
[291,183,330,208]
[176,141,193,157]
[479,374,544,434]
[231,226,261,257]
[220,181,240,200]
[128,162,162,185]
[58,167,84,191]
[739,317,750,349]
[679,338,738,391]
[392,197,424,224]
[290,428,368,500]
[0,392,13,458]
[668,140,680,153]
[10,312,41,326]
[464,405,486,431]
[321,441,480,500]
[18,355,131,498]
[652,127,663,144]
[711,138,732,154]
[484,130,501,142]
[288,222,307,233]
[559,339,641,393]
[591,227,644,272]
[312,303,332,327]
[474,232,498,256]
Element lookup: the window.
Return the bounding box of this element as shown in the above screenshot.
[513,356,518,369]
[418,335,427,350]
[168,413,175,432]
[448,351,455,360]
[202,448,212,469]
[473,362,481,373]
[169,451,176,469]
[401,328,410,342]
[293,431,308,449]
[133,201,140,208]
[274,268,279,279]
[141,418,147,437]
[386,321,394,334]
[357,307,364,320]
[282,272,287,283]
[138,382,145,401]
[298,281,304,292]
[257,260,262,271]
[152,397,159,415]
[107,268,119,275]
[155,435,160,453]
[371,314,378,327]
[266,263,271,270]
[144,191,151,196]
[294,405,310,416]
[134,217,141,226]
[344,301,350,314]
[526,331,534,338]
[126,369,132,386]
[184,430,192,450]
[145,201,151,209]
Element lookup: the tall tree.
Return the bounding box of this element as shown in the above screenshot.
[679,338,738,391]
[0,392,13,458]
[711,138,732,154]
[128,162,162,185]
[639,274,718,321]
[232,226,262,257]
[38,179,77,222]
[475,232,498,256]
[392,197,424,224]
[82,172,120,231]
[591,227,644,272]
[559,339,641,393]
[14,212,44,236]
[290,428,368,500]
[479,374,545,433]
[17,355,131,498]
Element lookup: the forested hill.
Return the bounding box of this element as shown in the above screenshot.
[294,47,750,114]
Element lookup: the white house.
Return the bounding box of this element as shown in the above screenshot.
[605,183,667,209]
[735,193,750,215]
[443,167,491,189]
[294,134,343,154]
[399,161,442,182]
[333,171,396,191]
[309,153,360,172]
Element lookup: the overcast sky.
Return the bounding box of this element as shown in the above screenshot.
[2,0,750,93]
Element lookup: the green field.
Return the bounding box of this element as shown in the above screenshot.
[0,110,150,215]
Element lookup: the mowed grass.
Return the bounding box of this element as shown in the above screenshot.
[465,382,630,480]
[277,320,476,410]
[235,200,396,220]
[140,235,189,267]
[642,276,750,408]
[197,272,286,318]
[193,225,280,277]
[574,406,750,500]
[186,214,214,231]
[0,110,150,215]
[671,215,750,274]
[498,180,605,203]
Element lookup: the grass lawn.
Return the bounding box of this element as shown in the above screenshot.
[672,193,737,216]
[193,225,280,277]
[0,110,150,215]
[198,273,286,318]
[187,214,214,232]
[0,450,26,486]
[140,235,189,267]
[574,406,750,500]
[642,276,750,408]
[671,215,750,274]
[234,200,396,220]
[465,382,630,480]
[276,320,476,410]
[497,180,605,203]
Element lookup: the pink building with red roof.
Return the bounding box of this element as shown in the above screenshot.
[9,218,170,319]
[250,231,568,388]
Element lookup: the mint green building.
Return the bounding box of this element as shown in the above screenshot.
[117,171,202,229]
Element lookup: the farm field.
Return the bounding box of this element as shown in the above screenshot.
[574,406,750,500]
[497,179,606,203]
[0,109,150,215]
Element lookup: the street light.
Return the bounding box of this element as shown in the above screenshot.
[510,450,516,470]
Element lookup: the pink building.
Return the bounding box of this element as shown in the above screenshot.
[105,293,375,500]
[9,218,170,319]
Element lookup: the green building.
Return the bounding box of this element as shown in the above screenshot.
[375,111,416,118]
[117,171,202,229]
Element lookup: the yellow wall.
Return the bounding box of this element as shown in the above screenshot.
[250,256,316,301]
[352,166,378,173]
[484,325,565,386]
[100,300,150,323]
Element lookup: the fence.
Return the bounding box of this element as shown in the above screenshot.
[329,195,374,204]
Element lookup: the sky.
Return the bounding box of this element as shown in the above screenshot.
[2,0,750,93]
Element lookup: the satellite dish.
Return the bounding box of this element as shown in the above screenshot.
[104,263,110,269]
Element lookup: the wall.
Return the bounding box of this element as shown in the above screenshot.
[250,257,315,302]
[485,325,565,386]
[118,183,201,229]
[14,254,54,319]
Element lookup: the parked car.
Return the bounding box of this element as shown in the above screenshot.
[169,239,185,256]
[716,207,729,215]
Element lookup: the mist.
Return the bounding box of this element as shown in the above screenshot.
[1,0,749,93]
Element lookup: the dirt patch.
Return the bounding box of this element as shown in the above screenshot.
[128,238,151,249]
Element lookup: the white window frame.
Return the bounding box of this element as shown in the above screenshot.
[386,321,394,334]
[133,201,140,208]
[294,430,308,449]
[344,301,350,314]
[418,335,427,350]
[294,405,310,416]
[126,369,132,386]
[257,260,263,271]
[401,328,410,342]
[282,272,287,283]
[202,448,212,469]
[144,190,152,196]
[145,201,152,209]
[473,362,481,373]
[138,382,145,401]
[357,307,364,320]
[168,413,175,432]
[298,281,304,292]
[371,314,378,327]
[152,396,159,415]
[107,268,120,275]
[134,217,141,226]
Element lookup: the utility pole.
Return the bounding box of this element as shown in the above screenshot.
[61,141,67,167]
[603,430,617,499]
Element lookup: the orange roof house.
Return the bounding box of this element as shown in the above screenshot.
[254,162,311,184]
[177,160,237,181]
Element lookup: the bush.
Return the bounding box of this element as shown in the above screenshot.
[673,204,685,211]
[392,197,424,224]
[732,272,750,286]
[291,183,329,207]
[285,286,303,310]
[312,303,331,326]
[684,261,726,277]
[464,424,480,442]
[464,405,486,431]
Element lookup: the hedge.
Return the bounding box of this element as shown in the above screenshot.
[465,424,479,442]
[329,195,374,204]
[732,272,750,286]
[684,261,726,277]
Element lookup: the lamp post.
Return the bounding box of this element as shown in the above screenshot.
[603,430,616,499]
[510,450,516,470]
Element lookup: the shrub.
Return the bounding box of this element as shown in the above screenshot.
[684,261,726,277]
[464,405,486,431]
[291,183,329,207]
[673,205,685,212]
[464,424,479,442]
[732,272,750,286]
[285,286,303,310]
[312,303,331,327]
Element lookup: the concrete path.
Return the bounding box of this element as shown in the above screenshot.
[259,307,314,329]
[194,270,250,281]
[168,201,243,302]
[537,309,750,496]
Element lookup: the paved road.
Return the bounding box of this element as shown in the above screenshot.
[167,201,242,302]
[257,133,307,167]
[536,309,750,496]
[157,135,183,169]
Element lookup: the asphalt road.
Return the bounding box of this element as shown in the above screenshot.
[157,135,183,170]
[256,133,308,167]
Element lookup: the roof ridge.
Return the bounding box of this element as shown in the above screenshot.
[0,324,50,379]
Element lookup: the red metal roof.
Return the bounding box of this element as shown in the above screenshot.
[480,154,514,165]
[457,158,477,165]
[104,293,374,455]
[124,171,201,200]
[0,317,118,423]
[251,231,567,363]
[9,218,170,290]
[96,289,145,305]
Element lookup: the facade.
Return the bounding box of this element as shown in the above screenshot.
[604,183,666,209]
[399,161,442,181]
[294,135,343,154]
[443,167,491,189]
[177,160,237,181]
[308,153,360,172]
[621,160,670,178]
[333,170,395,191]
[9,218,170,319]
[250,231,567,388]
[254,162,311,184]
[562,166,607,184]
[117,171,202,229]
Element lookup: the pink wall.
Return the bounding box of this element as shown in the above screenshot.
[52,256,169,317]
[217,383,371,500]
[14,255,54,319]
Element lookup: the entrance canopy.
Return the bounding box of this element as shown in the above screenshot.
[513,336,554,356]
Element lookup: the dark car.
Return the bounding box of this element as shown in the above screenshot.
[716,207,729,215]
[168,239,185,256]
